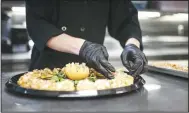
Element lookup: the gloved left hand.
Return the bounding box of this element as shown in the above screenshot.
[121,44,148,77]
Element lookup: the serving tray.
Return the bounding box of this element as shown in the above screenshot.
[5,72,145,98]
[147,65,188,78]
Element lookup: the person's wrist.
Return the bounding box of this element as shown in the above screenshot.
[47,33,85,55]
[125,38,140,48]
[72,37,85,55]
[59,34,86,55]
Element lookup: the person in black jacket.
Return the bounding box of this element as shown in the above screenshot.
[26,0,147,79]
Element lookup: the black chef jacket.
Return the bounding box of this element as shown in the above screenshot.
[25,0,142,71]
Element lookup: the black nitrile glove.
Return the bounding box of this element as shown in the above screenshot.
[121,44,148,77]
[79,41,116,79]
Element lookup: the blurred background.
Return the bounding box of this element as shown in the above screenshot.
[1,0,188,72]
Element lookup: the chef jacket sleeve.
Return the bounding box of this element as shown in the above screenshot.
[25,0,63,51]
[107,0,143,50]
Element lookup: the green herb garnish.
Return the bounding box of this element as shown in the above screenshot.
[51,76,59,82]
[51,72,66,82]
[73,80,79,86]
[88,73,97,82]
[56,72,65,78]
[59,77,64,82]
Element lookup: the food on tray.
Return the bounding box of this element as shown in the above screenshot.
[76,79,96,90]
[53,80,75,91]
[150,62,188,72]
[17,70,75,91]
[64,63,89,80]
[94,79,111,90]
[17,72,33,88]
[17,62,134,91]
[110,71,134,88]
[90,68,104,77]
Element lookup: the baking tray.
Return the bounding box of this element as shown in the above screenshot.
[147,65,188,78]
[5,72,145,98]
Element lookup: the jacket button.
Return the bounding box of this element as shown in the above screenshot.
[80,27,85,32]
[61,26,67,31]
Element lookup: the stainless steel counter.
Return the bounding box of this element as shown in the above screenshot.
[2,71,188,112]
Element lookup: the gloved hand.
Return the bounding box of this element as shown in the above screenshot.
[121,44,148,77]
[79,41,115,79]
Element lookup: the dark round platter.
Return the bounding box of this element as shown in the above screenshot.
[5,73,146,98]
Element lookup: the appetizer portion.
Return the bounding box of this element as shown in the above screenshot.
[94,79,111,90]
[17,62,134,91]
[76,79,96,91]
[110,71,134,88]
[64,63,89,80]
[17,68,75,91]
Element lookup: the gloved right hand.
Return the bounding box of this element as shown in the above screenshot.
[79,41,115,79]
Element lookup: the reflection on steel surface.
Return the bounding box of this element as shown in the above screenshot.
[144,84,161,91]
[12,7,25,14]
[138,11,161,19]
[159,13,188,22]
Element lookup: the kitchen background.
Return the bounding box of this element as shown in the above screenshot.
[1,1,188,72]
